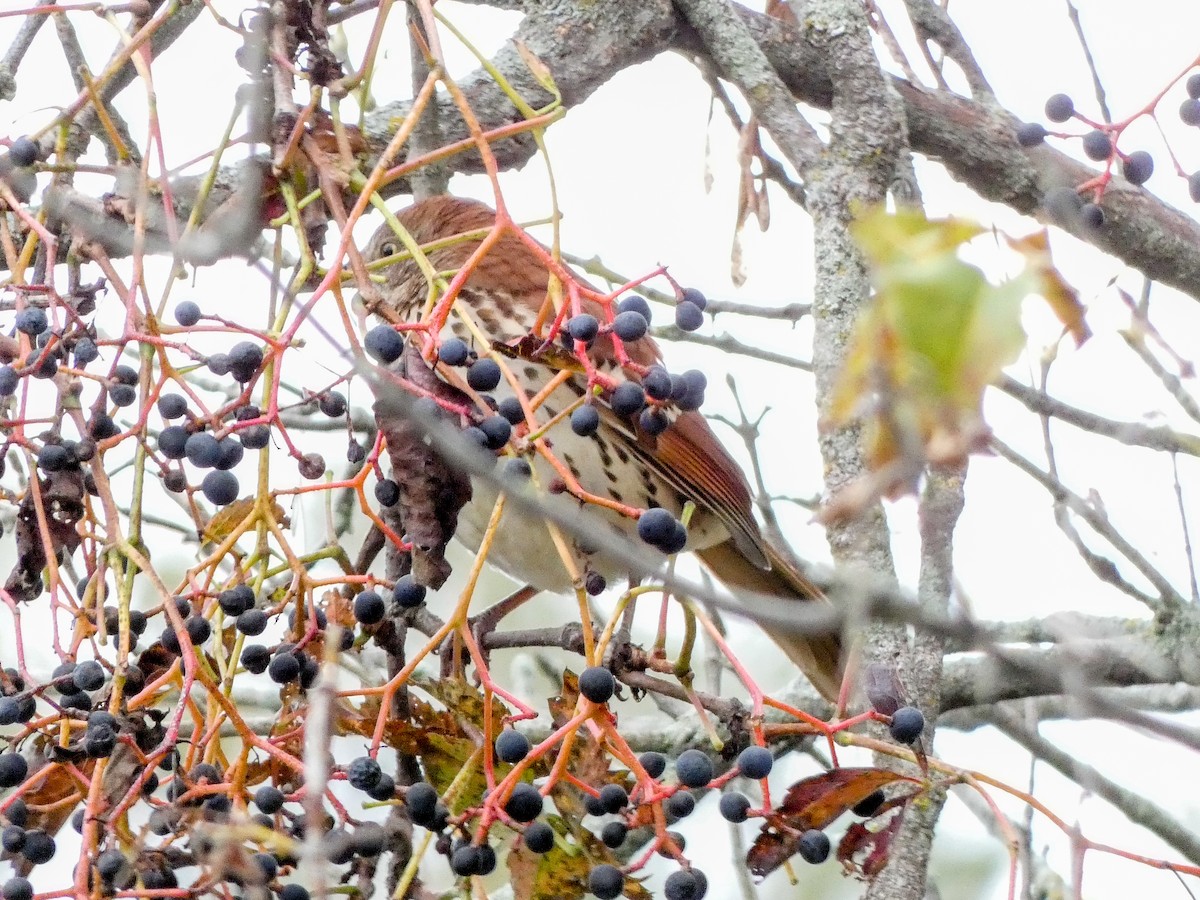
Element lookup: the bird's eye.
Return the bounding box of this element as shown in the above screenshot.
[378,240,399,259]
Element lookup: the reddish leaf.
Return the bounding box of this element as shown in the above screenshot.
[748,768,920,881]
[839,804,909,880]
[747,828,800,882]
[775,768,916,831]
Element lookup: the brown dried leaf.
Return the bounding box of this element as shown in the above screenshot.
[373,343,473,588]
[548,669,581,728]
[498,334,585,373]
[202,498,278,543]
[748,768,920,880]
[513,39,558,96]
[6,470,85,602]
[1008,228,1091,347]
[839,804,909,880]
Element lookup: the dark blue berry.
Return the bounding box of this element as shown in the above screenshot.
[638,407,669,436]
[438,338,470,367]
[185,615,211,645]
[237,609,268,635]
[72,660,105,692]
[523,821,554,853]
[504,782,543,822]
[666,790,695,819]
[675,301,704,331]
[719,791,750,822]
[601,821,627,848]
[661,520,687,554]
[612,310,648,342]
[0,366,18,395]
[736,745,773,779]
[643,366,672,400]
[570,405,600,436]
[611,382,645,417]
[0,753,28,788]
[185,432,221,468]
[37,444,73,472]
[8,137,38,167]
[228,341,263,382]
[889,706,925,744]
[637,508,677,546]
[347,756,382,791]
[368,773,395,801]
[567,313,599,343]
[467,358,502,392]
[174,301,202,327]
[588,864,624,900]
[255,784,285,813]
[215,438,244,470]
[393,575,426,609]
[617,295,652,321]
[20,829,55,865]
[201,470,239,506]
[109,383,137,407]
[674,369,706,411]
[495,729,530,763]
[14,308,46,336]
[797,829,830,864]
[354,590,386,625]
[675,749,713,788]
[664,870,700,900]
[268,652,301,684]
[364,325,403,364]
[1082,129,1111,161]
[1044,93,1074,122]
[405,782,439,827]
[219,585,254,615]
[639,751,667,779]
[239,424,271,449]
[1180,98,1200,126]
[157,393,188,419]
[450,844,481,876]
[598,783,627,813]
[497,396,525,424]
[374,479,400,506]
[1123,150,1154,185]
[206,353,232,376]
[578,666,615,704]
[478,415,512,450]
[73,338,99,365]
[319,391,347,418]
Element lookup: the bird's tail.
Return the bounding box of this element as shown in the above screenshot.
[696,540,843,701]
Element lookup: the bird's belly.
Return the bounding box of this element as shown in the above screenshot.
[451,379,727,592]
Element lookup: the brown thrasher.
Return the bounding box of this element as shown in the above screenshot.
[363,195,842,700]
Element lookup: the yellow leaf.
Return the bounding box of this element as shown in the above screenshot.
[1008,229,1091,346]
[829,207,1034,493]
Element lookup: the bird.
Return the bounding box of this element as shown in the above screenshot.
[361,195,843,700]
